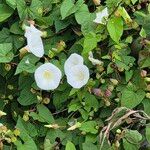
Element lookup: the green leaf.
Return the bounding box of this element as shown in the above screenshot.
[65,141,76,150]
[142,99,150,116]
[18,87,38,106]
[82,142,98,150]
[61,0,74,20]
[15,117,37,150]
[125,129,142,144]
[146,124,150,142]
[123,139,139,150]
[83,32,99,54]
[60,0,84,19]
[0,4,14,22]
[6,0,16,9]
[131,0,139,5]
[15,54,39,75]
[107,17,123,43]
[121,88,145,109]
[30,104,55,124]
[0,43,14,63]
[44,139,53,150]
[84,92,99,112]
[80,121,98,134]
[16,0,28,19]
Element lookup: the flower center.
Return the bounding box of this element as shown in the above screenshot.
[76,72,84,81]
[43,70,53,80]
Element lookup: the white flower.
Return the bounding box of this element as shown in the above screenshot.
[34,63,62,90]
[25,25,44,58]
[64,53,83,75]
[88,52,103,65]
[93,7,109,24]
[66,65,89,89]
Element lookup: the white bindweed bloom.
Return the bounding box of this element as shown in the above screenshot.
[34,63,62,90]
[93,7,109,24]
[25,24,44,58]
[66,65,89,89]
[64,53,84,75]
[88,52,103,65]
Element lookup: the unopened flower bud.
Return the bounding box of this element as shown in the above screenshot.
[108,85,114,92]
[44,124,60,129]
[11,136,17,143]
[67,122,81,131]
[105,100,111,106]
[110,78,119,85]
[13,129,20,136]
[141,70,147,77]
[7,85,14,90]
[19,47,28,58]
[41,31,47,38]
[145,77,150,82]
[92,88,103,97]
[8,95,13,100]
[92,0,100,5]
[147,84,150,91]
[146,93,150,99]
[37,95,42,102]
[116,129,122,134]
[100,78,105,84]
[43,97,50,104]
[114,98,120,102]
[23,114,29,122]
[105,89,112,97]
[118,67,124,72]
[0,110,6,117]
[5,64,11,71]
[5,137,11,143]
[81,131,86,135]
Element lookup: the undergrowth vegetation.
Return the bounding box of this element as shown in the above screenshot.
[0,0,150,149]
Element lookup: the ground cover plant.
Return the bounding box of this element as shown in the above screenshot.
[0,0,150,149]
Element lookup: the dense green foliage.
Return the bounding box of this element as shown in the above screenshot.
[0,0,150,149]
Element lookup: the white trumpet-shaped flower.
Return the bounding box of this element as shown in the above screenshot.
[93,7,109,24]
[64,53,83,75]
[34,63,62,90]
[25,24,44,58]
[88,51,103,65]
[66,65,89,89]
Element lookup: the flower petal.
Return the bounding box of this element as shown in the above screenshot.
[93,7,109,24]
[64,53,84,75]
[66,65,89,89]
[34,63,62,90]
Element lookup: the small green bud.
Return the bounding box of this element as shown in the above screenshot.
[146,93,150,99]
[13,129,20,136]
[23,114,29,122]
[114,98,120,103]
[41,31,47,38]
[5,64,11,71]
[110,78,118,85]
[81,131,86,135]
[116,129,121,134]
[105,100,111,106]
[145,77,150,82]
[100,78,105,84]
[7,85,14,90]
[108,85,114,92]
[8,95,13,100]
[43,97,50,104]
[37,95,42,102]
[11,136,17,143]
